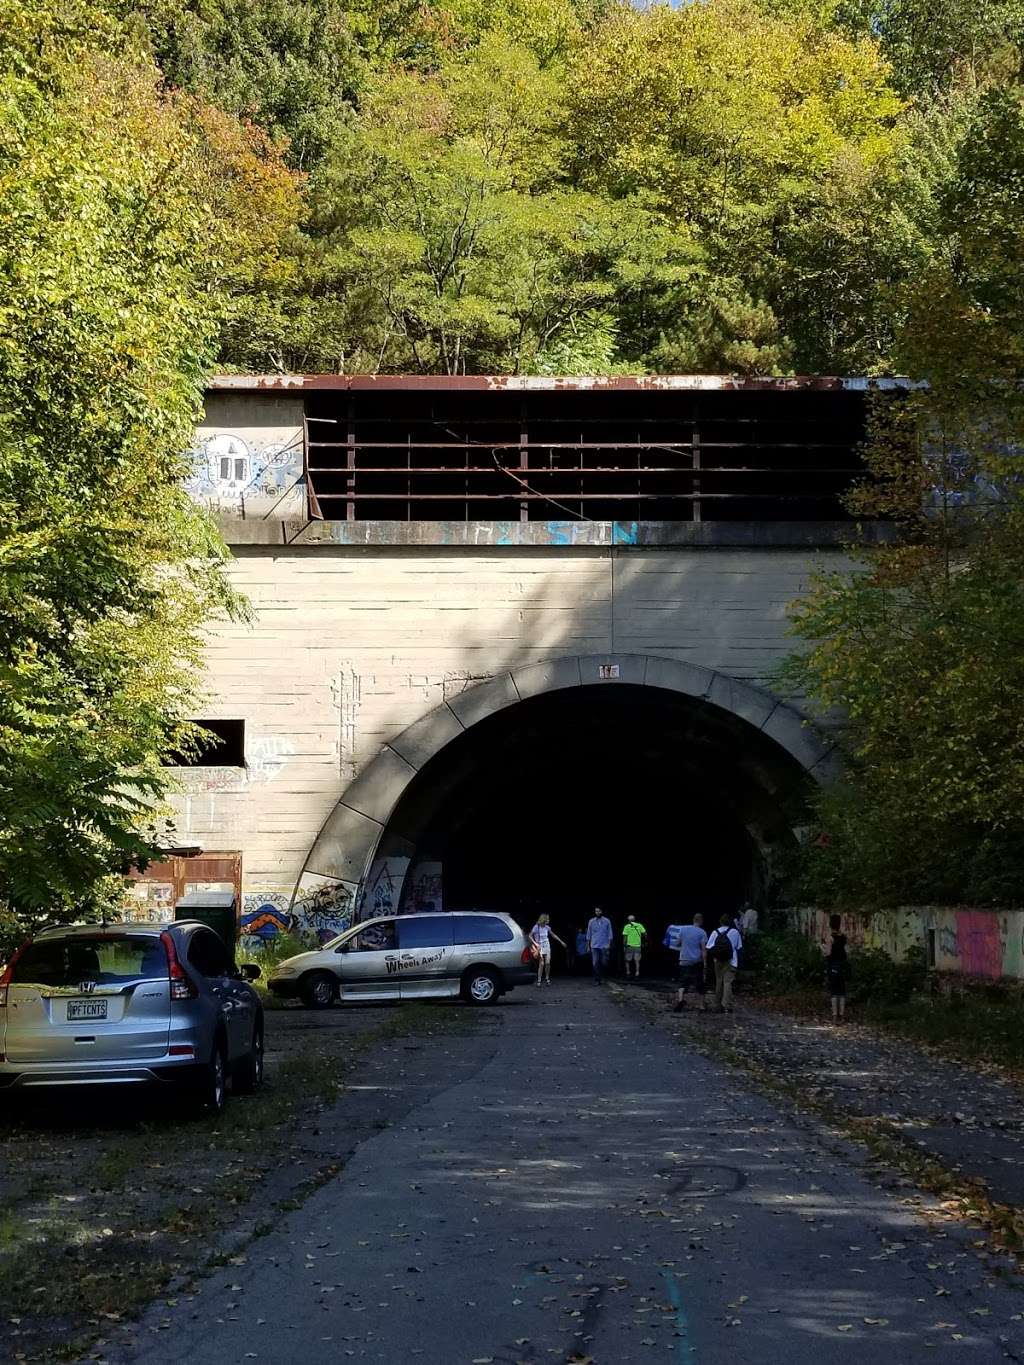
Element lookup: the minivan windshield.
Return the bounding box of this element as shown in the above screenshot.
[10,936,168,988]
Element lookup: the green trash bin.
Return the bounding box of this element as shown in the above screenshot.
[175,891,238,954]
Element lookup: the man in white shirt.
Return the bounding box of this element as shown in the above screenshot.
[706,912,742,1013]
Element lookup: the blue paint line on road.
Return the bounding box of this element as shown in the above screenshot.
[659,1267,697,1363]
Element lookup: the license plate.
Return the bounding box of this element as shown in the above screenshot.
[67,999,107,1021]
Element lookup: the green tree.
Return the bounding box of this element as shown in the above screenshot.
[122,0,366,170]
[565,0,909,372]
[274,34,696,374]
[0,2,300,929]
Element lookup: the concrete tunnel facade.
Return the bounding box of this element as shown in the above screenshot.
[138,376,889,943]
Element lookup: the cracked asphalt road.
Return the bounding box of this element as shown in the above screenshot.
[102,982,1024,1364]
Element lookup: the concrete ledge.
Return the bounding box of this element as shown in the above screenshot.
[337,746,420,825]
[761,704,833,771]
[220,518,894,550]
[388,704,465,771]
[578,654,647,687]
[306,804,382,883]
[512,657,583,699]
[706,674,778,729]
[446,673,519,728]
[643,656,715,699]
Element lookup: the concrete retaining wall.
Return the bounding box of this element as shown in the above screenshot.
[791,905,1024,981]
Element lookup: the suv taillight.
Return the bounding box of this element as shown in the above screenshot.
[0,940,31,1008]
[161,931,197,1001]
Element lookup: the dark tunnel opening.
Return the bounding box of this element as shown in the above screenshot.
[377,685,812,968]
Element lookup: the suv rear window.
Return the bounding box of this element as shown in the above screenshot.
[456,916,514,945]
[10,936,167,987]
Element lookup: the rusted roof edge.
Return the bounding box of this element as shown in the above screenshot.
[206,373,920,394]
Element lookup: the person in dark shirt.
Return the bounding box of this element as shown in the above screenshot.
[826,913,849,1022]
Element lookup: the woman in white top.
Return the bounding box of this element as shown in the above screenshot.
[529,914,566,986]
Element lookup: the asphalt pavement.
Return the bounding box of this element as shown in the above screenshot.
[105,980,1024,1364]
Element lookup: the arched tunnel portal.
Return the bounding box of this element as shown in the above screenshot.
[299,656,839,950]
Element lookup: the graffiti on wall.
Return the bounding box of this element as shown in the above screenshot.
[406,861,443,914]
[955,910,1003,979]
[358,856,410,920]
[293,873,355,944]
[186,429,305,519]
[241,892,293,941]
[794,905,1022,982]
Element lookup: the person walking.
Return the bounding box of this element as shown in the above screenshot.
[826,913,849,1022]
[706,912,742,1013]
[574,926,588,974]
[671,913,708,1012]
[621,915,648,980]
[586,907,613,984]
[739,903,759,937]
[529,914,565,986]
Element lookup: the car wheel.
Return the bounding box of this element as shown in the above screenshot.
[195,1037,228,1115]
[462,967,500,1006]
[234,1022,264,1094]
[300,972,337,1009]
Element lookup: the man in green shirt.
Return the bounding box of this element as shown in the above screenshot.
[622,915,647,979]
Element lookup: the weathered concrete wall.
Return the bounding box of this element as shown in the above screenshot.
[167,542,843,940]
[792,906,1024,981]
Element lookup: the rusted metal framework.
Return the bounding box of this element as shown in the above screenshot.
[212,376,889,523]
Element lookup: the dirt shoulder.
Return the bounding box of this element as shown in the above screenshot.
[0,1001,500,1364]
[612,979,1024,1253]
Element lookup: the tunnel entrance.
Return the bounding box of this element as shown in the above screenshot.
[375,684,811,965]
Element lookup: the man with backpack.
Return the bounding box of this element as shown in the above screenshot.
[706,912,743,1013]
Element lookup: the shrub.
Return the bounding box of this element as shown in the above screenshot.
[847,944,927,1004]
[753,930,825,993]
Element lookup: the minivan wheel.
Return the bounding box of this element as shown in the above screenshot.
[195,1039,227,1115]
[234,1023,264,1094]
[462,968,500,1005]
[300,972,337,1009]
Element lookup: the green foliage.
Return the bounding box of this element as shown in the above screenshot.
[0,3,302,925]
[752,931,826,992]
[123,0,365,169]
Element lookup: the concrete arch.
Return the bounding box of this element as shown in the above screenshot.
[297,654,840,907]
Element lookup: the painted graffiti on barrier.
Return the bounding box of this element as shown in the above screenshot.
[293,874,354,944]
[186,428,305,519]
[955,910,1003,979]
[358,856,410,920]
[406,861,443,914]
[240,892,293,942]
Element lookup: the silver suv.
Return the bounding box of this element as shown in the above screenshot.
[0,921,263,1113]
[268,911,534,1008]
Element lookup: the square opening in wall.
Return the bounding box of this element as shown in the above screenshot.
[166,719,246,767]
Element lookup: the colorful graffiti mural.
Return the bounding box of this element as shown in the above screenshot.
[240,892,293,942]
[792,905,1024,981]
[358,856,410,920]
[186,428,305,519]
[292,873,355,944]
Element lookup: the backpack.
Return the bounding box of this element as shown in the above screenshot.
[710,931,734,963]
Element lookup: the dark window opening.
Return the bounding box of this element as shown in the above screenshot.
[398,916,455,950]
[305,388,870,524]
[166,720,245,768]
[187,928,231,977]
[455,915,515,945]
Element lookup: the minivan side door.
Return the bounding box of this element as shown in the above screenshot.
[396,916,456,999]
[337,920,401,1001]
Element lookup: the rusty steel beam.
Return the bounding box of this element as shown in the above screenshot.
[209,373,916,393]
